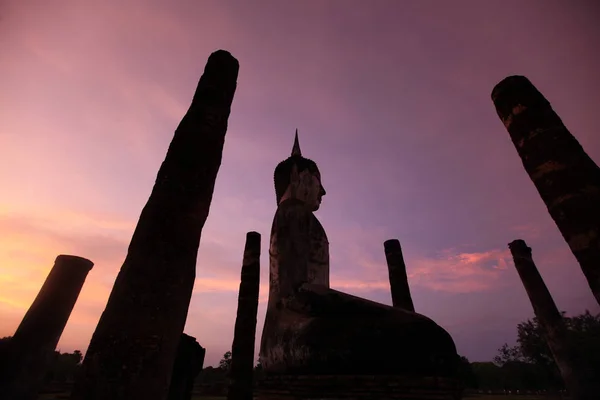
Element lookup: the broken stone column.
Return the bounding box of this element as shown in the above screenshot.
[492,76,600,306]
[509,239,600,400]
[383,239,415,312]
[227,232,261,400]
[0,255,93,400]
[71,50,239,400]
[167,334,206,400]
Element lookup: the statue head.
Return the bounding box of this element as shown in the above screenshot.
[274,130,326,211]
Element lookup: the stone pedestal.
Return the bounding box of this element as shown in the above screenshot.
[71,50,239,400]
[492,76,600,306]
[257,374,462,399]
[0,255,93,400]
[384,239,415,312]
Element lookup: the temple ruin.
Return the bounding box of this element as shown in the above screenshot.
[227,232,261,400]
[257,133,461,399]
[0,255,93,400]
[508,240,600,400]
[492,76,600,306]
[70,50,239,400]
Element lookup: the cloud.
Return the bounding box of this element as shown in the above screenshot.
[319,222,513,295]
[334,246,512,295]
[408,248,511,292]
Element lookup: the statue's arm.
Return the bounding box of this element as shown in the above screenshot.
[285,283,418,319]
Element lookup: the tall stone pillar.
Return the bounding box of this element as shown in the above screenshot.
[167,334,206,400]
[383,239,415,312]
[227,232,261,400]
[71,50,239,400]
[492,76,600,306]
[508,240,600,400]
[0,255,93,400]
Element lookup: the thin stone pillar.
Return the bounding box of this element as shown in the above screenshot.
[492,76,600,306]
[508,239,600,400]
[383,239,415,312]
[167,334,205,400]
[0,255,93,400]
[227,232,261,400]
[71,50,239,400]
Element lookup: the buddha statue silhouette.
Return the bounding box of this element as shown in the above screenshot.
[259,131,459,385]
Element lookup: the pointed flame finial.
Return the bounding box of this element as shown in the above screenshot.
[291,129,302,157]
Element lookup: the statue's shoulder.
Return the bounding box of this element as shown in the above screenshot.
[272,199,315,234]
[275,198,312,218]
[271,200,327,245]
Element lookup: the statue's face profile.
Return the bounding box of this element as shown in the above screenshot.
[282,165,327,211]
[300,168,327,211]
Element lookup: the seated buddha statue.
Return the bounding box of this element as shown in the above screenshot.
[259,132,460,384]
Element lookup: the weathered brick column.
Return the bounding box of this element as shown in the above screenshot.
[0,255,93,400]
[227,232,261,400]
[492,76,600,306]
[71,50,239,400]
[383,239,415,312]
[509,239,600,400]
[167,334,205,400]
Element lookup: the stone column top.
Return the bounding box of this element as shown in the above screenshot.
[245,231,261,247]
[384,239,401,253]
[204,50,239,76]
[55,255,94,271]
[508,239,533,258]
[491,75,550,116]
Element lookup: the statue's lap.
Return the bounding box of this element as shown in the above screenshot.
[262,309,458,377]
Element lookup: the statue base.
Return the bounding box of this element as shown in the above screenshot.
[257,374,462,399]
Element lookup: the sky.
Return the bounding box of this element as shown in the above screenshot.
[1,0,600,367]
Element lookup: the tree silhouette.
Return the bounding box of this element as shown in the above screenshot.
[219,351,232,371]
[457,356,478,389]
[46,350,84,383]
[494,310,600,389]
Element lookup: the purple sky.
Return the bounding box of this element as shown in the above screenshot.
[1,0,599,367]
